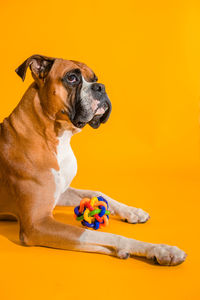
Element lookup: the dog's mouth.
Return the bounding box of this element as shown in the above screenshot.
[72,99,112,129]
[73,121,87,128]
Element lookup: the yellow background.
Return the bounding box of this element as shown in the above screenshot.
[0,0,199,299]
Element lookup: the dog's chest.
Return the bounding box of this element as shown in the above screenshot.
[52,131,77,206]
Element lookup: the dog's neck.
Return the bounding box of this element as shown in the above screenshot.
[5,82,80,152]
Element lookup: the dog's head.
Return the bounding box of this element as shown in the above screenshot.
[15,55,111,130]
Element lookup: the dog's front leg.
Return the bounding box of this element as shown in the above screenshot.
[57,187,150,223]
[20,216,186,266]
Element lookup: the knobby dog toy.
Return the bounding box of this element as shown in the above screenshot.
[74,196,110,230]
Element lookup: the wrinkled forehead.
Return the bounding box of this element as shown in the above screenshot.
[50,58,97,82]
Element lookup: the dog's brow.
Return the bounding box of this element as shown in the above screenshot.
[86,74,98,83]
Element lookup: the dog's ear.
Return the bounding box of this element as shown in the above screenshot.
[15,54,56,81]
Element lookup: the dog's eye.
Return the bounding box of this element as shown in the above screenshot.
[67,74,78,83]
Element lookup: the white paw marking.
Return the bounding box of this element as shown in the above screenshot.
[120,207,150,224]
[147,244,187,266]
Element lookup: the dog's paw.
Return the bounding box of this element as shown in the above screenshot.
[121,207,150,224]
[147,244,187,266]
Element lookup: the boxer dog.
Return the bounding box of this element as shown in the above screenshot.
[0,55,186,265]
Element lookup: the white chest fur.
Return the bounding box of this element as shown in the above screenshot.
[51,131,77,207]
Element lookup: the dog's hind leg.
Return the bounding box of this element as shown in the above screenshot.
[57,187,149,224]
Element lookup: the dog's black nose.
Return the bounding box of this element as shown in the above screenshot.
[91,83,105,93]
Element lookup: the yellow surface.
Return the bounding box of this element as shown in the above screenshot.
[0,0,199,299]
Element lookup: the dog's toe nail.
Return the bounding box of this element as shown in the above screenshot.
[117,249,130,259]
[153,256,158,264]
[123,252,130,259]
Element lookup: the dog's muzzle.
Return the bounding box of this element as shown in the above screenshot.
[88,99,111,129]
[71,82,112,129]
